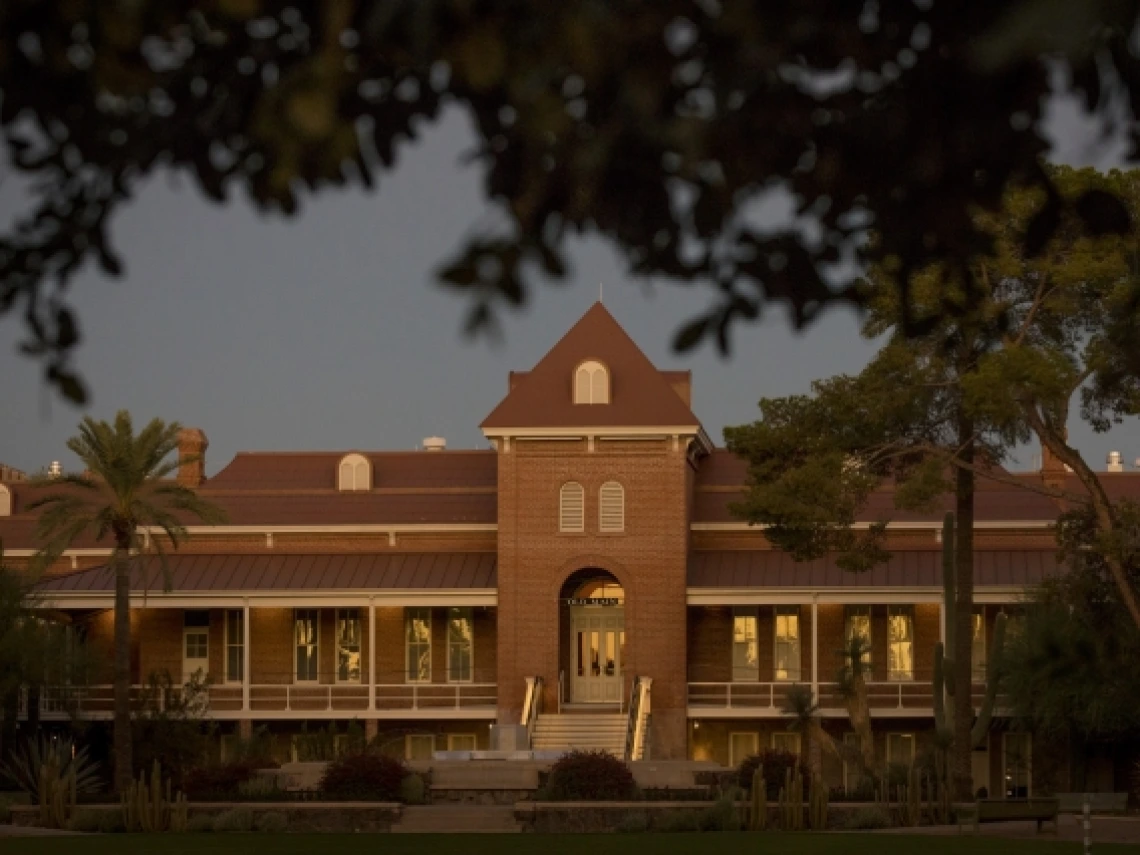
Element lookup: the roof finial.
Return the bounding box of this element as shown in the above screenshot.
[599,281,603,303]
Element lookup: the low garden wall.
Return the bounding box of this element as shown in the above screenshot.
[10,801,401,833]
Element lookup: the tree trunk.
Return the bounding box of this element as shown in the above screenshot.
[112,545,133,792]
[953,419,976,800]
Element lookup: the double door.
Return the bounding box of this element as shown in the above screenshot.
[570,608,624,703]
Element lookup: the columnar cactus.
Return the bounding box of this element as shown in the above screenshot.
[37,759,77,829]
[750,767,767,830]
[932,511,1007,749]
[121,760,188,833]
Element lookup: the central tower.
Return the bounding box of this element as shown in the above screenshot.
[481,303,710,758]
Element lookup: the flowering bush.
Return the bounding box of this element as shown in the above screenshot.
[544,750,636,801]
[319,753,407,801]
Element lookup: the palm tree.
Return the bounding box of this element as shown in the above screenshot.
[29,412,224,791]
[782,683,835,781]
[837,634,876,776]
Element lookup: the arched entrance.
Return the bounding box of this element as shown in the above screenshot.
[559,569,625,704]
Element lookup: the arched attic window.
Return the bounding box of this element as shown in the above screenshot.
[337,453,371,491]
[574,360,610,404]
[560,482,585,532]
[0,484,10,517]
[599,481,625,532]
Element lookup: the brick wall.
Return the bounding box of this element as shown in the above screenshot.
[496,437,692,758]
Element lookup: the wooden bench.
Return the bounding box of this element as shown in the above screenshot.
[1057,793,1129,815]
[957,798,1059,834]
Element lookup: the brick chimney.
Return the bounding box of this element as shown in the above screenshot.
[177,428,208,487]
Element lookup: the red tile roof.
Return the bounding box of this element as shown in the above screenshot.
[480,303,702,430]
[688,549,1061,588]
[35,552,497,593]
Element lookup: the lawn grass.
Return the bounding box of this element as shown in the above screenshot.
[2,833,1133,855]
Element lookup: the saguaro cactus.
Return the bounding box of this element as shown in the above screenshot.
[932,512,1007,749]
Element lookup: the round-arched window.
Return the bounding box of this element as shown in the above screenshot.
[574,360,610,404]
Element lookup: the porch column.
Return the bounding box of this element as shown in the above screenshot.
[368,598,376,711]
[810,597,819,701]
[242,600,250,712]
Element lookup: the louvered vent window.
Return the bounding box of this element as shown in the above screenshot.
[599,481,625,532]
[560,482,585,532]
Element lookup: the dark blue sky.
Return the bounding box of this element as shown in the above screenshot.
[1,90,1137,477]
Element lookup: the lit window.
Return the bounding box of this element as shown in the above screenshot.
[972,609,986,681]
[406,608,431,683]
[772,732,802,755]
[732,608,759,682]
[729,732,759,767]
[337,453,371,491]
[887,733,915,766]
[598,482,625,532]
[336,609,362,683]
[295,609,319,682]
[448,734,477,752]
[225,610,244,684]
[844,606,873,671]
[887,606,914,681]
[447,607,474,683]
[774,607,801,681]
[0,484,10,516]
[406,734,435,761]
[573,360,610,404]
[560,482,584,532]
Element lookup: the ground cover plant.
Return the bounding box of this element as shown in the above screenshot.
[3,833,1137,855]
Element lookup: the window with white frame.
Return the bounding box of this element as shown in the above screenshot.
[774,606,801,681]
[887,605,914,681]
[972,609,987,681]
[337,453,371,491]
[447,733,477,752]
[598,481,625,532]
[887,732,915,766]
[844,606,873,670]
[559,482,585,532]
[405,734,435,761]
[772,732,802,756]
[729,732,759,767]
[732,607,759,682]
[336,609,362,683]
[406,608,432,682]
[573,360,610,404]
[294,609,319,682]
[447,607,474,683]
[224,610,244,684]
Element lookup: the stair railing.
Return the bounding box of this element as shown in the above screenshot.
[557,669,565,713]
[521,676,544,747]
[624,676,653,761]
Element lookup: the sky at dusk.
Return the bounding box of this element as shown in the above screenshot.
[1,84,1138,477]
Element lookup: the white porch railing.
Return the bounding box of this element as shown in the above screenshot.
[689,679,998,714]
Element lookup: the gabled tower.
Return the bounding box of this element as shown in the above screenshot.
[482,303,710,758]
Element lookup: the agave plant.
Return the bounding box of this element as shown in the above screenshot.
[1,734,102,799]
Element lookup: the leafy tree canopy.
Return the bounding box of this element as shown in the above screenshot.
[2,1,1139,401]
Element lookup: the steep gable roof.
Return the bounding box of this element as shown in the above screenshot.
[480,303,702,430]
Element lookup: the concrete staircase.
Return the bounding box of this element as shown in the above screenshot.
[531,712,627,756]
[392,805,520,833]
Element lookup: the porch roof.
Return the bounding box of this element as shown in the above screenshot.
[34,552,497,594]
[687,549,1061,588]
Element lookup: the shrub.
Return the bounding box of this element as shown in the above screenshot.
[1,734,102,799]
[544,751,636,801]
[237,775,280,799]
[842,806,891,830]
[185,760,278,800]
[319,752,406,801]
[0,801,11,825]
[399,773,428,805]
[700,794,742,831]
[187,814,215,833]
[254,812,288,833]
[659,811,701,832]
[615,811,651,833]
[212,807,254,833]
[738,750,809,796]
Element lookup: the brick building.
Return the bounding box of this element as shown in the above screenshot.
[4,303,1136,795]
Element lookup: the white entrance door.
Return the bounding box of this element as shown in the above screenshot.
[571,608,624,703]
